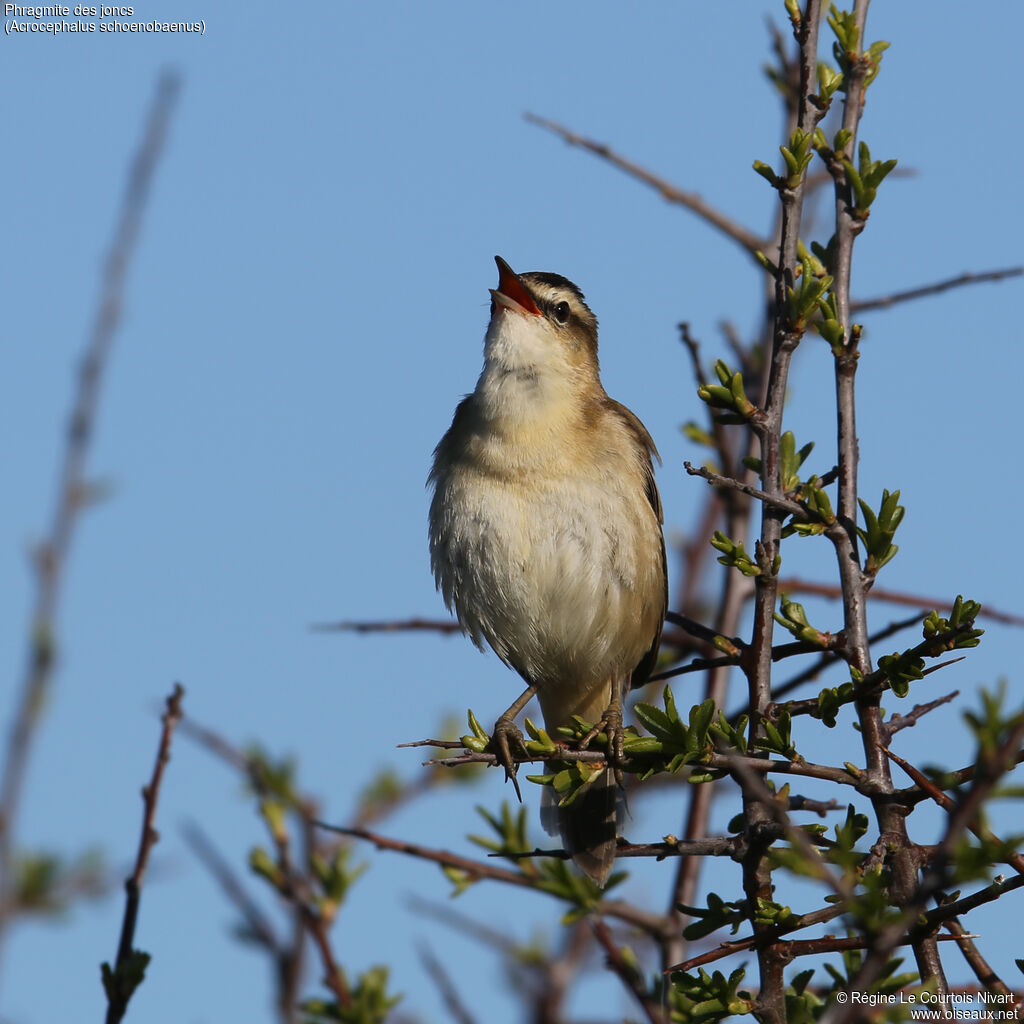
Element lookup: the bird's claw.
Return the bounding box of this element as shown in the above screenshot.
[580,701,626,786]
[490,715,526,801]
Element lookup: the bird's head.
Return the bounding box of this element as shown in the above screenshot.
[483,256,601,388]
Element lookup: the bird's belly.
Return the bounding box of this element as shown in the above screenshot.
[436,470,662,696]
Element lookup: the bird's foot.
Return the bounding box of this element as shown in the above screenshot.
[490,714,526,801]
[580,699,626,785]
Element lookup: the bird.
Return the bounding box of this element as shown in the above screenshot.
[428,256,667,886]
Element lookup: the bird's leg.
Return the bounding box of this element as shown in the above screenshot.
[580,682,627,785]
[490,684,537,802]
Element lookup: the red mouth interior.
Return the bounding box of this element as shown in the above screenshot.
[495,262,541,315]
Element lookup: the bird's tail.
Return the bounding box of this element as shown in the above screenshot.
[541,766,622,888]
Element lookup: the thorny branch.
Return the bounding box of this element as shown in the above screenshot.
[743,4,826,1018]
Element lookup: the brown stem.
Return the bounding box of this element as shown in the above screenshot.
[103,684,185,1024]
[524,113,768,259]
[312,616,464,635]
[318,822,669,938]
[743,4,825,1018]
[851,266,1024,312]
[592,919,668,1024]
[819,0,951,989]
[0,72,180,969]
[941,918,1021,1008]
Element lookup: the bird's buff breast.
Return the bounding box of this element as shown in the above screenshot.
[430,455,663,696]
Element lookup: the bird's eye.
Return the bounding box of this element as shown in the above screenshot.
[553,301,571,324]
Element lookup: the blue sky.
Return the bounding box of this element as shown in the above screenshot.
[3,2,1023,1021]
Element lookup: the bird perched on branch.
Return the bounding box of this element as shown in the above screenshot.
[428,256,667,886]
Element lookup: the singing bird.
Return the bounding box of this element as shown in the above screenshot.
[428,257,667,886]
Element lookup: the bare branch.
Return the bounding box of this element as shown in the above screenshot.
[898,749,1024,807]
[685,462,812,520]
[885,692,960,737]
[524,112,768,259]
[316,821,554,891]
[664,610,744,651]
[103,684,185,1024]
[318,821,667,938]
[313,617,463,635]
[883,744,1024,878]
[180,821,282,956]
[941,918,1022,1008]
[592,918,668,1024]
[418,943,479,1024]
[851,266,1024,313]
[406,895,521,958]
[0,70,180,957]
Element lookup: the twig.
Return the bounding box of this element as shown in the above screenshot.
[177,713,257,776]
[180,821,283,963]
[407,896,591,1019]
[418,943,479,1024]
[778,619,977,720]
[941,917,1021,1008]
[680,323,738,482]
[420,745,861,790]
[648,656,739,683]
[685,461,811,521]
[765,612,923,705]
[664,610,745,650]
[678,931,972,974]
[0,71,180,963]
[883,745,1024,877]
[398,737,469,750]
[839,714,1024,1005]
[897,749,1024,807]
[406,895,521,958]
[777,577,1024,627]
[312,617,464,635]
[524,112,767,259]
[317,822,549,890]
[317,821,667,937]
[592,918,668,1024]
[787,795,842,816]
[102,684,185,1024]
[885,692,959,737]
[719,749,852,902]
[667,901,847,973]
[851,266,1024,312]
[920,876,1024,930]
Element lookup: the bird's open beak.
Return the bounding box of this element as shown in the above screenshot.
[491,256,542,316]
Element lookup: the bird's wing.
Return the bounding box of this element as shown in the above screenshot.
[604,399,667,689]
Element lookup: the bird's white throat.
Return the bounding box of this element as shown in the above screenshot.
[476,310,585,432]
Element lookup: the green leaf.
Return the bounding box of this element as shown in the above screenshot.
[710,531,762,577]
[857,489,904,575]
[101,950,151,1009]
[753,159,781,189]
